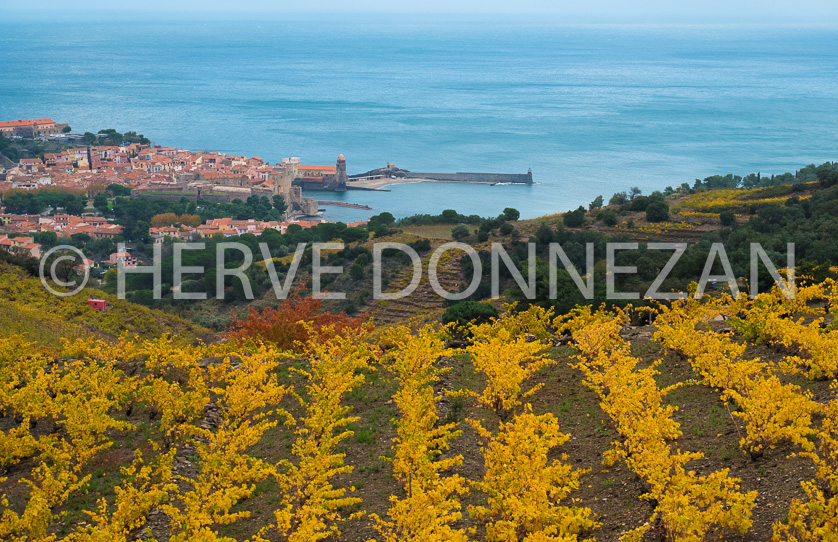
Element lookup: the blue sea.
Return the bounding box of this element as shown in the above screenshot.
[2,18,838,222]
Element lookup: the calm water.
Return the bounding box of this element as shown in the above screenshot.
[2,19,838,221]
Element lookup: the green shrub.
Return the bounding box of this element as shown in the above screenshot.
[597,209,618,226]
[646,201,670,223]
[350,262,365,280]
[719,210,736,227]
[441,301,499,331]
[451,223,471,240]
[563,209,585,227]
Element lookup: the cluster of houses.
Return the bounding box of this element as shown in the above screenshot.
[149,217,368,242]
[0,118,350,218]
[0,213,125,260]
[1,139,277,195]
[0,234,42,259]
[0,210,368,268]
[0,213,123,239]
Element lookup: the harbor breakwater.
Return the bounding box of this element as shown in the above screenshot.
[316,200,373,210]
[404,170,533,185]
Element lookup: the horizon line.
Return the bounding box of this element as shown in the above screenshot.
[2,10,838,25]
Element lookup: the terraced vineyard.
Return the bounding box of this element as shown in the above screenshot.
[2,283,838,541]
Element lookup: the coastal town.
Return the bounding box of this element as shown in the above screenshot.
[0,118,350,213]
[0,118,533,196]
[0,117,535,270]
[0,118,368,267]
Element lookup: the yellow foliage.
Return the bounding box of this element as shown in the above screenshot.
[469,406,598,541]
[487,304,557,340]
[672,187,810,213]
[369,325,472,541]
[773,481,838,542]
[773,384,838,541]
[726,376,820,455]
[466,308,556,418]
[164,347,290,541]
[265,330,372,542]
[68,449,177,542]
[0,336,138,540]
[654,296,821,456]
[10,282,838,541]
[730,284,838,380]
[565,308,757,541]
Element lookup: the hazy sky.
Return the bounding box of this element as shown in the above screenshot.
[3,0,838,22]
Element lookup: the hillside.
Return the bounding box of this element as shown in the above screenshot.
[83,167,838,331]
[3,171,838,541]
[0,263,212,348]
[1,290,837,541]
[251,179,837,325]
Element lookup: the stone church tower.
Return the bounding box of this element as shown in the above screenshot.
[334,154,348,191]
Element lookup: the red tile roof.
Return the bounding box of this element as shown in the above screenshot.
[0,118,55,128]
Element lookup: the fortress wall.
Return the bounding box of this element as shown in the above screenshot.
[130,193,192,202]
[130,192,238,203]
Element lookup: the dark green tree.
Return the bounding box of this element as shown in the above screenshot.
[609,191,628,206]
[272,195,287,215]
[33,231,58,248]
[107,184,132,197]
[502,207,520,221]
[441,209,459,223]
[64,198,86,216]
[93,193,109,215]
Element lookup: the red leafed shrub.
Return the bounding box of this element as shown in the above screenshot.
[227,289,369,352]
